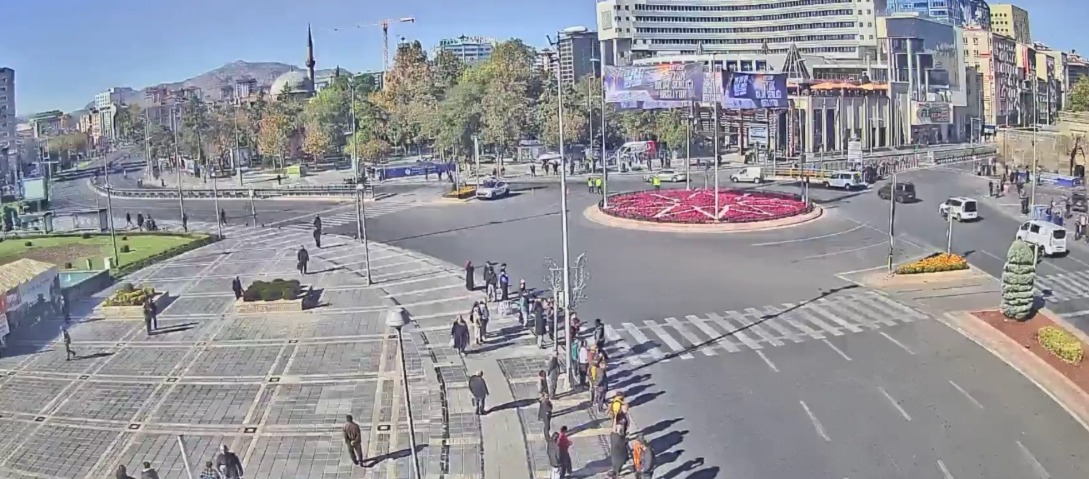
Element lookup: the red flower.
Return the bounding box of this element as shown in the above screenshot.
[603,188,807,224]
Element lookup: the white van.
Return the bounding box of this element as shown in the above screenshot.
[1016,220,1068,256]
[939,197,979,222]
[824,170,863,190]
[730,167,765,183]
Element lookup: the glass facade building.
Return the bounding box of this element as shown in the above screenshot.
[886,0,992,28]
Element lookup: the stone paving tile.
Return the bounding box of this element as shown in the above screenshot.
[51,381,158,422]
[210,260,270,277]
[130,319,218,343]
[0,419,40,460]
[228,247,281,261]
[185,276,259,295]
[245,436,363,479]
[161,295,235,316]
[311,313,388,337]
[446,412,481,441]
[380,275,465,295]
[215,316,320,341]
[20,345,117,375]
[0,377,72,415]
[65,320,141,342]
[148,264,207,280]
[101,433,253,479]
[447,443,483,477]
[133,280,192,298]
[319,288,391,309]
[152,384,260,425]
[5,425,124,477]
[186,345,282,377]
[96,347,190,377]
[285,342,381,376]
[263,382,379,426]
[308,270,373,288]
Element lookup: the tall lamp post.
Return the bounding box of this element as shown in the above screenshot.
[590,56,610,207]
[355,183,373,284]
[171,105,186,227]
[103,158,120,267]
[385,308,422,479]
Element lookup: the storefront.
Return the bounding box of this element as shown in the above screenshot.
[0,258,61,340]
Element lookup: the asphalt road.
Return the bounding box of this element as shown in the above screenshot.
[49,163,1089,478]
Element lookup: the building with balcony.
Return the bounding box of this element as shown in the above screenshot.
[557,30,600,86]
[0,67,15,179]
[434,36,498,65]
[29,110,64,139]
[962,26,1018,127]
[990,3,1030,43]
[886,0,992,28]
[595,0,886,67]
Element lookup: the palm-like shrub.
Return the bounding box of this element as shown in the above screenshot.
[1001,239,1036,320]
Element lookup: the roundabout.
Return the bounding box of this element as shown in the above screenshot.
[588,187,823,233]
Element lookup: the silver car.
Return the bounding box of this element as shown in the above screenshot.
[643,169,687,183]
[476,179,510,199]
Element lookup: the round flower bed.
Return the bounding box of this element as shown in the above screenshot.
[601,188,810,224]
[895,252,969,274]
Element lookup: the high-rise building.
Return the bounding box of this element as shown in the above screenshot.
[435,36,497,65]
[962,26,1018,127]
[0,67,15,180]
[557,30,599,86]
[886,0,992,28]
[595,0,884,66]
[94,87,127,109]
[989,4,1030,43]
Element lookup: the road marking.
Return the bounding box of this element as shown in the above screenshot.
[799,401,830,442]
[1060,309,1089,318]
[644,320,694,359]
[801,241,887,260]
[877,386,912,421]
[760,306,806,343]
[948,380,985,409]
[687,314,739,352]
[792,306,843,336]
[622,322,666,362]
[861,293,926,322]
[808,301,865,333]
[664,317,715,356]
[879,331,916,355]
[937,459,955,479]
[755,350,779,372]
[740,309,785,346]
[713,312,762,350]
[753,224,864,246]
[1016,440,1051,478]
[822,339,852,361]
[605,325,645,367]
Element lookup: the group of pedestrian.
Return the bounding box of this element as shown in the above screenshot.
[449,301,492,356]
[114,445,243,479]
[124,211,158,231]
[586,176,603,194]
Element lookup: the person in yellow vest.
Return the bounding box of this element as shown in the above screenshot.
[651,176,661,192]
[594,176,603,194]
[587,176,595,194]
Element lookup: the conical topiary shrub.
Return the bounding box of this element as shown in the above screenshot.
[1001,239,1037,320]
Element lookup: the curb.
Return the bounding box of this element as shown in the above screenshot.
[936,311,1089,433]
[582,203,824,233]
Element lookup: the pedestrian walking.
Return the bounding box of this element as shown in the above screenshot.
[499,270,510,302]
[538,370,549,398]
[297,246,310,275]
[313,216,323,248]
[988,180,994,197]
[125,212,133,227]
[468,306,481,347]
[592,359,609,412]
[219,209,227,226]
[465,261,475,291]
[451,316,470,356]
[143,301,154,336]
[343,415,365,466]
[652,176,661,192]
[485,264,498,302]
[577,340,590,387]
[62,325,77,361]
[629,434,655,479]
[114,465,135,479]
[595,176,603,193]
[538,393,553,439]
[557,426,573,479]
[587,177,595,194]
[276,174,282,185]
[608,430,627,479]
[593,319,606,350]
[534,301,547,348]
[231,277,243,300]
[468,370,489,415]
[198,461,222,479]
[181,212,188,233]
[136,213,145,230]
[477,301,490,342]
[140,462,160,479]
[214,444,244,478]
[547,432,563,479]
[546,353,561,399]
[143,299,159,331]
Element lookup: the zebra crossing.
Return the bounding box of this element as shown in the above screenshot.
[281,198,421,231]
[1035,270,1089,304]
[601,291,926,366]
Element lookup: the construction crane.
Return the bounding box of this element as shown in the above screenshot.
[333,17,415,81]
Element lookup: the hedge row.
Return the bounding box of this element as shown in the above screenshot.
[243,279,301,302]
[114,233,218,278]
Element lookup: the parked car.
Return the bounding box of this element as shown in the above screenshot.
[939,197,980,222]
[823,170,864,190]
[1071,192,1087,213]
[643,169,687,183]
[877,182,916,202]
[1016,220,1068,256]
[475,179,510,199]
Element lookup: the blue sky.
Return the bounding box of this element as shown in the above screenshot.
[2,0,1085,115]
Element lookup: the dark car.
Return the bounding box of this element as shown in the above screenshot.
[1072,192,1087,213]
[878,182,916,203]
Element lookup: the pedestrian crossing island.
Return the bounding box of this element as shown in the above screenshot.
[603,291,926,366]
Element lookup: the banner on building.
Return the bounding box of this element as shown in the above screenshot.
[603,64,705,108]
[722,72,788,110]
[913,102,953,124]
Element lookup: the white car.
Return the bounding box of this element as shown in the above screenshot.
[1016,220,1068,256]
[475,179,510,199]
[643,169,687,183]
[939,197,979,222]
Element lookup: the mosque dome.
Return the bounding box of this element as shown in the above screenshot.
[269,71,313,98]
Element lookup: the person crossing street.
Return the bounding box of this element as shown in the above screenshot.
[297,246,310,275]
[62,325,77,360]
[313,216,323,248]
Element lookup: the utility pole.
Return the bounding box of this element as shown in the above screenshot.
[143,107,153,179]
[946,207,954,253]
[172,105,185,224]
[600,70,609,207]
[349,80,359,181]
[355,183,373,284]
[686,101,693,190]
[473,135,481,185]
[712,55,721,221]
[887,169,897,273]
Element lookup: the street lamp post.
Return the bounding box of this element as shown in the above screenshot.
[686,102,694,190]
[591,56,610,208]
[349,81,359,181]
[171,106,186,226]
[104,161,120,267]
[385,308,422,479]
[355,183,373,284]
[712,56,722,221]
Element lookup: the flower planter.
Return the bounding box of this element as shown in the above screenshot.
[234,286,309,313]
[601,189,809,224]
[95,291,170,320]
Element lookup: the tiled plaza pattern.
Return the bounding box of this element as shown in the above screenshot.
[0,223,491,479]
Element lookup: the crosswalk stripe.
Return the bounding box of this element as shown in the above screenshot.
[1045,274,1085,300]
[758,306,806,343]
[686,314,739,353]
[713,312,762,350]
[1034,277,1067,301]
[805,301,865,333]
[836,298,897,327]
[664,317,716,356]
[769,305,823,340]
[644,320,694,360]
[620,322,667,362]
[861,293,925,323]
[787,305,844,337]
[740,308,785,346]
[604,325,645,367]
[816,298,880,330]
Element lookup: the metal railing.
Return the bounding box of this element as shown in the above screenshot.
[88,180,370,199]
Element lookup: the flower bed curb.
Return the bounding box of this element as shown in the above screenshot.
[936,310,1089,433]
[94,291,170,320]
[234,297,305,313]
[584,203,823,233]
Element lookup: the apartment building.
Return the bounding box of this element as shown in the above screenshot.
[962,26,1018,127]
[435,36,498,65]
[886,0,991,28]
[990,4,1030,43]
[557,30,600,86]
[596,0,886,67]
[0,67,14,180]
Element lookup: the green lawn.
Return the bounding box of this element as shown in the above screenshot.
[0,233,207,270]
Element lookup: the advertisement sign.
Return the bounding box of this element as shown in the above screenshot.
[747,125,769,146]
[21,177,47,201]
[6,291,20,312]
[604,64,705,108]
[722,72,788,110]
[884,17,961,89]
[913,102,953,124]
[375,162,455,181]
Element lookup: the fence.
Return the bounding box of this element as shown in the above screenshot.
[88,180,372,200]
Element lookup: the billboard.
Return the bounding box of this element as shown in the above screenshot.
[722,72,788,109]
[884,17,961,90]
[21,177,46,201]
[913,102,953,124]
[604,64,705,109]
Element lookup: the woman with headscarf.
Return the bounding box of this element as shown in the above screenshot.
[465,261,475,291]
[451,316,469,356]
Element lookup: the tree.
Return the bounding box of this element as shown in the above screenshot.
[1001,239,1037,319]
[371,40,437,153]
[655,109,690,157]
[1068,77,1089,112]
[475,40,538,160]
[257,105,292,168]
[534,82,588,148]
[113,104,145,144]
[432,50,467,90]
[302,123,336,159]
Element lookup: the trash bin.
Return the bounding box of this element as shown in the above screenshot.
[103,257,114,270]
